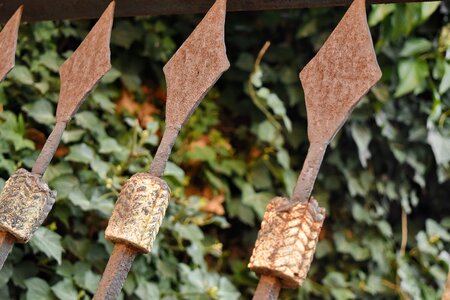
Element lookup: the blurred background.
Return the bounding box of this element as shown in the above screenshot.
[0,1,449,299]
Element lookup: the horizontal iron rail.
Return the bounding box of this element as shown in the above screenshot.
[0,0,440,23]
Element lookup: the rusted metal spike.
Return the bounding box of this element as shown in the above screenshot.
[290,0,381,206]
[0,2,114,271]
[32,1,114,176]
[251,1,381,299]
[94,1,229,299]
[0,6,22,81]
[56,1,114,123]
[150,0,230,177]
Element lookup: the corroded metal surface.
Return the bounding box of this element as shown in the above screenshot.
[0,0,437,23]
[0,232,15,270]
[149,0,230,177]
[32,122,67,176]
[253,276,282,300]
[0,2,115,271]
[0,6,22,81]
[164,0,229,129]
[56,1,114,123]
[92,244,137,300]
[290,0,382,205]
[0,169,56,243]
[95,1,229,298]
[300,0,381,145]
[249,197,325,289]
[105,173,170,253]
[32,1,114,176]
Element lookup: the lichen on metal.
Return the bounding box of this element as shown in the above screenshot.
[105,173,170,253]
[0,6,22,81]
[249,197,325,289]
[0,169,56,243]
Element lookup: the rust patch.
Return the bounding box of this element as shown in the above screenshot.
[56,1,114,123]
[290,0,381,205]
[163,0,229,129]
[92,244,137,300]
[300,0,381,144]
[149,0,229,177]
[0,6,22,81]
[0,232,15,270]
[253,275,282,300]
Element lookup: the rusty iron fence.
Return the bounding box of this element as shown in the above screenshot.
[0,1,447,300]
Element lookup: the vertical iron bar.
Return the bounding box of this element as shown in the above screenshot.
[291,142,327,204]
[0,232,15,269]
[31,122,67,176]
[253,276,282,300]
[148,125,180,177]
[92,244,137,300]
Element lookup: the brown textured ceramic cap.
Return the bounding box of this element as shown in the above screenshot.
[56,1,114,123]
[300,0,381,144]
[163,0,230,129]
[0,6,22,81]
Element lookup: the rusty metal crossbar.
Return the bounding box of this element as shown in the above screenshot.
[0,0,440,22]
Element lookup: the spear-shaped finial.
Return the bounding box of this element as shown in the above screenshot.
[94,1,229,299]
[250,0,382,299]
[0,6,23,81]
[0,1,115,270]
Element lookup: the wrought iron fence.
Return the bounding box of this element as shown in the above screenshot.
[0,1,447,299]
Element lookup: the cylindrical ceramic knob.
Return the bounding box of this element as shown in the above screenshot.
[0,168,56,243]
[248,197,325,289]
[105,173,170,253]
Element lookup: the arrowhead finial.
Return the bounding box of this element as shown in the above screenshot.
[56,1,115,123]
[300,0,381,144]
[163,0,230,129]
[0,6,23,81]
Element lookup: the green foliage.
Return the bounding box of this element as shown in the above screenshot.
[0,2,449,299]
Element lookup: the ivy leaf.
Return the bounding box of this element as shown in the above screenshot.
[395,59,428,97]
[351,123,372,168]
[73,263,101,293]
[51,279,77,300]
[427,129,450,166]
[438,62,450,95]
[135,281,160,300]
[368,4,396,26]
[65,143,95,164]
[218,277,240,300]
[426,219,450,242]
[9,65,34,85]
[23,99,56,125]
[400,38,432,57]
[30,227,64,264]
[24,278,54,300]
